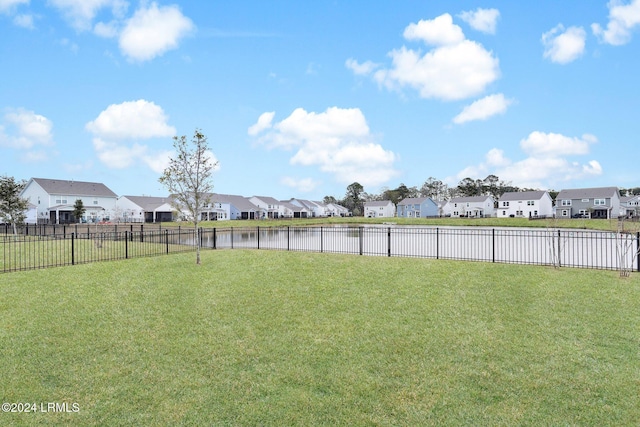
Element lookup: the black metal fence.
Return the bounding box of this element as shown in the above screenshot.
[1,229,196,273]
[2,225,639,274]
[199,226,640,272]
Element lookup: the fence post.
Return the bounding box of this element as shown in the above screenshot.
[71,233,75,265]
[213,228,217,250]
[388,227,391,257]
[320,226,323,253]
[125,231,129,259]
[637,232,640,272]
[140,224,144,243]
[166,229,169,254]
[287,226,290,251]
[257,226,260,249]
[359,226,363,256]
[557,230,562,268]
[436,227,439,260]
[492,228,495,263]
[231,227,234,249]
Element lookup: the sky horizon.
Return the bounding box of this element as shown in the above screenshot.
[1,1,639,201]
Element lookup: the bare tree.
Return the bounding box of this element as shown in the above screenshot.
[159,129,218,265]
[0,175,28,236]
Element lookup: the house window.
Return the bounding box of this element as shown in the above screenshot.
[534,210,538,216]
[561,200,571,206]
[561,210,569,217]
[502,211,506,216]
[527,201,534,206]
[502,201,509,207]
[594,199,606,205]
[93,198,98,205]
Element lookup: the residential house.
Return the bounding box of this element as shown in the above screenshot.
[117,196,175,223]
[249,196,285,219]
[289,199,325,217]
[211,194,260,220]
[446,196,496,218]
[555,187,620,219]
[325,202,350,217]
[20,178,118,224]
[281,201,310,218]
[620,195,640,218]
[364,200,396,218]
[396,197,438,218]
[497,191,553,218]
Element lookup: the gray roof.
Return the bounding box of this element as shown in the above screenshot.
[398,197,431,206]
[364,200,394,207]
[557,187,619,200]
[450,195,493,203]
[281,201,307,212]
[121,195,172,211]
[211,193,259,211]
[252,196,281,205]
[498,191,548,202]
[31,178,117,197]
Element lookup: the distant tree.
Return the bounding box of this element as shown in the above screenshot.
[159,129,218,265]
[323,195,338,205]
[0,175,28,235]
[457,177,481,197]
[72,199,86,223]
[343,182,364,216]
[420,177,449,201]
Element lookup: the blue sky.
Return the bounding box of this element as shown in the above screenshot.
[1,1,639,200]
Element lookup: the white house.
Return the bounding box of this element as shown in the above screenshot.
[20,178,118,224]
[289,199,325,217]
[281,201,310,218]
[249,196,285,219]
[117,196,175,223]
[364,200,396,218]
[620,195,640,218]
[497,191,553,219]
[326,202,350,217]
[446,196,496,218]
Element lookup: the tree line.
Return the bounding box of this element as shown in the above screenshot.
[325,175,640,217]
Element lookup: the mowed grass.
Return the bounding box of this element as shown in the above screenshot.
[1,250,639,426]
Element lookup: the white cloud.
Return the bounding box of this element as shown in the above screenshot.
[48,0,128,31]
[94,20,119,38]
[0,108,54,149]
[453,93,512,124]
[249,107,398,187]
[403,14,465,46]
[13,13,34,28]
[280,177,321,193]
[542,25,586,64]
[247,111,275,136]
[520,131,595,157]
[451,131,602,188]
[592,0,640,45]
[119,2,194,62]
[87,99,177,171]
[345,58,379,75]
[458,8,500,34]
[86,99,175,140]
[0,0,28,14]
[354,13,500,101]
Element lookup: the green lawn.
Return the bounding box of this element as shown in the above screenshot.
[1,250,639,425]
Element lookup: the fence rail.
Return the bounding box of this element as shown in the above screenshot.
[1,225,639,274]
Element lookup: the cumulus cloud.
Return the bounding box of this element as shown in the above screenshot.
[542,25,586,64]
[452,93,512,124]
[0,0,28,13]
[48,0,128,31]
[86,99,178,172]
[450,131,602,188]
[351,13,500,101]
[0,108,54,149]
[248,107,398,187]
[592,0,640,45]
[247,111,275,136]
[119,2,194,62]
[280,177,321,193]
[345,58,380,75]
[458,8,500,34]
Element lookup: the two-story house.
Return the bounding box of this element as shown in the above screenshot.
[396,197,438,218]
[364,200,396,218]
[554,187,620,219]
[446,196,496,218]
[620,195,640,218]
[117,196,175,223]
[497,191,553,218]
[249,196,285,219]
[20,178,118,224]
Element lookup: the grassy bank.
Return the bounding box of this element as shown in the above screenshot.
[1,250,639,425]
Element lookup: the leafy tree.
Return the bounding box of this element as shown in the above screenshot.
[420,177,449,201]
[323,195,338,205]
[457,177,481,197]
[72,199,86,223]
[343,182,364,216]
[0,175,28,235]
[159,129,218,265]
